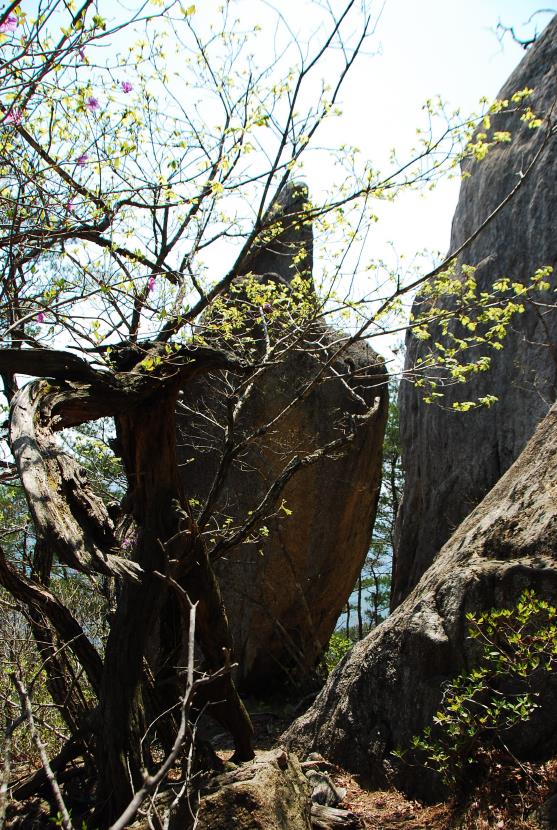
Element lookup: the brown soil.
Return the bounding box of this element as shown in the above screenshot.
[6,705,557,829]
[235,706,557,830]
[214,705,451,829]
[333,771,449,830]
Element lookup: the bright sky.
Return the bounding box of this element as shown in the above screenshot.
[73,0,556,309]
[297,0,554,360]
[334,0,554,260]
[170,1,553,259]
[199,1,554,338]
[7,0,554,350]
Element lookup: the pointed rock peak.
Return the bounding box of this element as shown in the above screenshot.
[242,180,313,287]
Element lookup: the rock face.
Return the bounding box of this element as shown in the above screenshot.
[284,402,557,800]
[393,16,557,608]
[178,183,388,691]
[194,749,312,830]
[238,181,314,287]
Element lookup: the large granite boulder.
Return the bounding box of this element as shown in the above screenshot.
[284,402,557,800]
[393,15,557,608]
[178,184,388,691]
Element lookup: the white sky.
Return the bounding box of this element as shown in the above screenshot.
[296,0,554,359]
[327,0,554,259]
[80,0,557,309]
[9,0,555,349]
[170,1,552,265]
[192,1,554,347]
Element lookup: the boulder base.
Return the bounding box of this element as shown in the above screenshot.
[284,403,557,800]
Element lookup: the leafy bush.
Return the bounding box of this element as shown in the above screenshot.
[396,590,557,787]
[323,631,354,673]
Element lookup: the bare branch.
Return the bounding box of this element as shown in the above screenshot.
[108,603,205,830]
[11,676,75,830]
[209,400,381,560]
[0,545,103,694]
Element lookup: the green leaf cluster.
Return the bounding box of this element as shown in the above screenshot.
[411,264,555,409]
[323,631,353,673]
[397,590,557,787]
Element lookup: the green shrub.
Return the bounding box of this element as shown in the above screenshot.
[395,590,557,787]
[323,631,353,673]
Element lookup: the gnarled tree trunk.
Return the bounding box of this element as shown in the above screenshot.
[3,347,255,823]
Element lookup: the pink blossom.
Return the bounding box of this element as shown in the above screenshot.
[36,312,45,323]
[85,96,99,112]
[78,46,86,60]
[66,200,75,213]
[121,531,137,550]
[4,108,22,126]
[147,276,156,292]
[76,153,89,166]
[121,81,133,94]
[0,14,17,34]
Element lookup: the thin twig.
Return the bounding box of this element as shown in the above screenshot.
[109,602,228,830]
[10,675,75,830]
[0,711,25,829]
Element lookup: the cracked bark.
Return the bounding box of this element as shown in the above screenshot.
[10,381,140,579]
[4,345,254,822]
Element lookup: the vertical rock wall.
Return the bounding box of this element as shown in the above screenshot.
[284,402,557,800]
[393,16,557,608]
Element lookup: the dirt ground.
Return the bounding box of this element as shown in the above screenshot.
[239,709,451,829]
[157,704,451,828]
[333,771,450,830]
[239,706,557,830]
[6,704,557,829]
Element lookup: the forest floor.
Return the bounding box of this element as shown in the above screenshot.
[6,702,557,829]
[215,706,450,829]
[225,702,557,830]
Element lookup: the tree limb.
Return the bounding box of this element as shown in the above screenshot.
[0,545,103,695]
[10,382,141,579]
[11,676,75,830]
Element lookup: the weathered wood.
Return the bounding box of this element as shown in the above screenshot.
[0,344,249,397]
[5,347,255,823]
[97,391,185,817]
[306,768,346,807]
[195,748,312,830]
[98,389,253,819]
[11,737,85,801]
[310,803,364,829]
[177,541,254,762]
[0,348,105,383]
[10,382,141,579]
